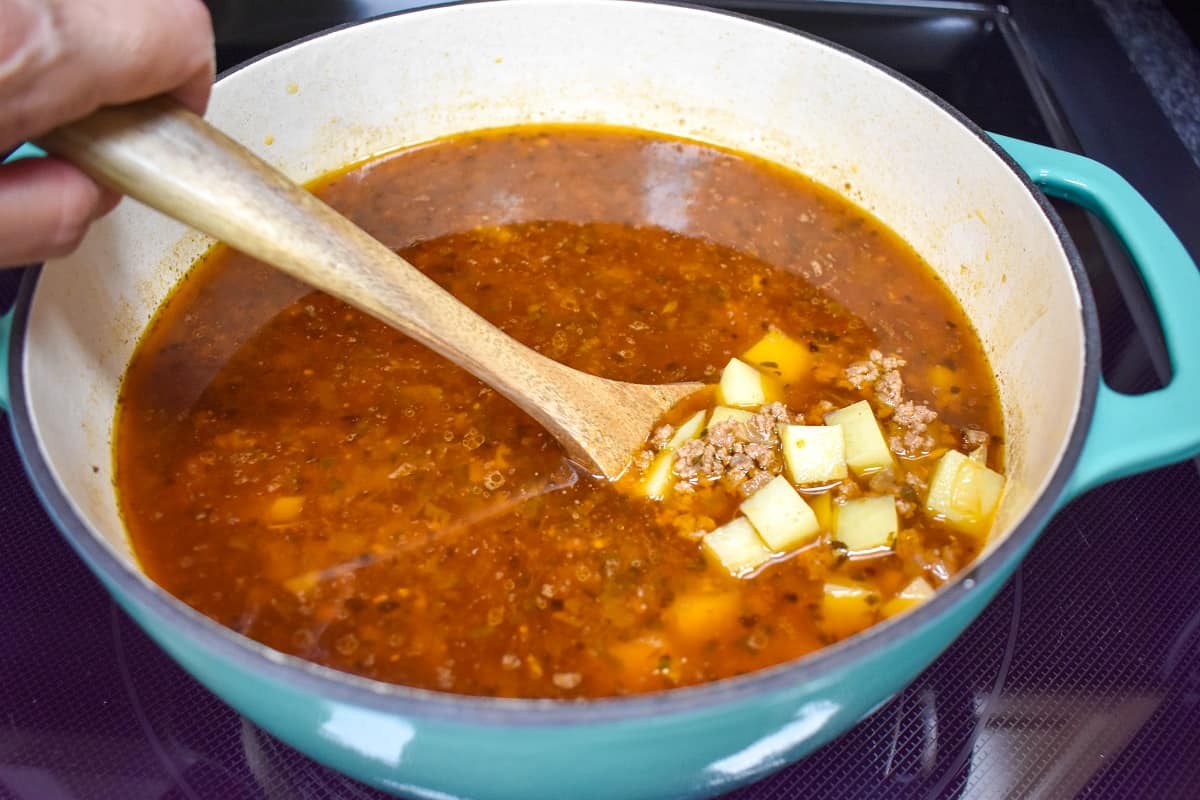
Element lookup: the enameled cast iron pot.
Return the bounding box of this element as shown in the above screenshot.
[4,2,1200,797]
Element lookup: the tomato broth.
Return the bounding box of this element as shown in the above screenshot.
[116,126,1003,698]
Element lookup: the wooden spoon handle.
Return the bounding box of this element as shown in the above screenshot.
[37,97,608,464]
[38,98,534,375]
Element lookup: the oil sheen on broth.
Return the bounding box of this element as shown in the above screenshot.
[116,126,1003,699]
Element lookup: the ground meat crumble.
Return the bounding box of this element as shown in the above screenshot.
[962,427,989,448]
[889,401,938,455]
[648,424,674,450]
[845,350,907,407]
[638,351,994,512]
[845,350,940,457]
[867,469,928,517]
[668,402,792,496]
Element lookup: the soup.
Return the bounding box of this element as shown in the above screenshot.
[116,126,1003,699]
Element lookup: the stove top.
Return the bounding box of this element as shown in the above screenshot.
[3,2,1199,798]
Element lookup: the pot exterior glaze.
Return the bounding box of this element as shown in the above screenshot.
[112,577,1002,800]
[4,2,1200,798]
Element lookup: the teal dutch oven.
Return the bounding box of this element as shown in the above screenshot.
[3,1,1200,797]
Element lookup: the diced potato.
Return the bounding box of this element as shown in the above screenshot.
[641,410,707,500]
[740,475,820,552]
[882,577,935,618]
[778,424,847,484]
[707,405,755,430]
[741,329,810,383]
[283,570,321,596]
[702,517,773,578]
[266,495,305,523]
[717,358,779,408]
[968,443,988,464]
[665,410,708,450]
[824,400,893,475]
[925,449,1005,537]
[821,579,879,639]
[608,634,672,685]
[809,491,834,532]
[928,364,957,393]
[642,450,676,501]
[834,495,898,556]
[667,591,741,640]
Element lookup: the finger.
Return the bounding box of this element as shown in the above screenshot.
[0,0,215,147]
[0,157,114,267]
[170,57,216,117]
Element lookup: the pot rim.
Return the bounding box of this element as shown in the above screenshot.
[6,0,1100,726]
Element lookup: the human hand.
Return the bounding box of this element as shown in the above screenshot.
[0,0,215,267]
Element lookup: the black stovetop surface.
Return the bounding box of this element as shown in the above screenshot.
[3,2,1199,798]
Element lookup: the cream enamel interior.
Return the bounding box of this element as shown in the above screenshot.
[24,0,1083,580]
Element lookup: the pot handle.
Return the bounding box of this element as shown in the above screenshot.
[993,134,1200,501]
[0,303,11,414]
[0,144,46,414]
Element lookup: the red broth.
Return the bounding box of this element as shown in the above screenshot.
[116,126,1002,698]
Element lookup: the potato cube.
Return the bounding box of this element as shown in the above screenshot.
[641,411,708,500]
[925,449,1005,537]
[702,518,773,578]
[821,579,879,639]
[642,450,675,501]
[717,358,778,408]
[928,364,957,393]
[740,475,820,552]
[741,329,810,383]
[779,424,847,484]
[665,410,708,450]
[266,495,305,523]
[834,495,898,556]
[882,577,935,618]
[707,405,755,430]
[667,591,741,640]
[608,634,671,686]
[809,491,834,532]
[824,400,893,475]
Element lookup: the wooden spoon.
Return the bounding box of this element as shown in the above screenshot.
[37,98,703,479]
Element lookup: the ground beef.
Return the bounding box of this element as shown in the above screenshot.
[893,530,953,583]
[649,424,674,450]
[833,478,862,501]
[707,421,743,450]
[905,471,928,494]
[739,470,776,496]
[759,401,792,423]
[845,357,879,390]
[867,471,898,494]
[889,401,938,455]
[649,350,945,507]
[745,442,776,470]
[670,407,787,495]
[672,438,712,482]
[809,399,836,423]
[867,469,924,517]
[746,401,790,443]
[874,370,904,408]
[962,427,989,448]
[846,350,907,408]
[726,452,755,482]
